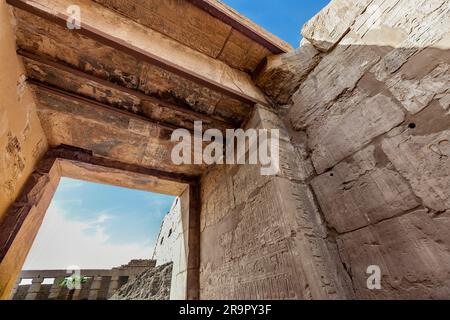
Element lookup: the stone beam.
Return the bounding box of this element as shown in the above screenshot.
[29,81,189,133]
[18,50,234,130]
[188,0,292,54]
[7,0,269,107]
[48,146,199,187]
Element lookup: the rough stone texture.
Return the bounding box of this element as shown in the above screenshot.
[255,40,321,105]
[386,63,450,114]
[337,209,450,299]
[258,0,450,299]
[288,44,388,130]
[153,198,182,266]
[0,2,48,222]
[0,3,49,299]
[301,0,373,52]
[312,145,419,233]
[199,107,354,300]
[111,263,173,300]
[93,0,291,73]
[308,92,405,173]
[382,127,450,212]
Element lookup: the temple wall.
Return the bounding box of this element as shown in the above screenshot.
[152,195,189,300]
[0,2,48,299]
[0,1,48,220]
[153,198,182,267]
[256,0,450,299]
[199,107,354,299]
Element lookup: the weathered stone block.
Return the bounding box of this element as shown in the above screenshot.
[382,128,450,211]
[289,45,384,130]
[311,145,419,233]
[308,92,405,173]
[386,63,449,114]
[255,40,320,105]
[337,209,450,299]
[365,0,450,81]
[301,0,372,52]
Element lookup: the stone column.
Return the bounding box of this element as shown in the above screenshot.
[71,288,83,300]
[107,276,120,298]
[88,276,102,300]
[25,277,43,300]
[48,277,64,300]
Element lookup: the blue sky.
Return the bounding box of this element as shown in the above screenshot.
[24,178,175,269]
[23,1,331,270]
[223,0,331,47]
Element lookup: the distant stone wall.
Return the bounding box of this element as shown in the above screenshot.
[255,0,450,299]
[11,260,155,300]
[111,262,173,300]
[153,198,181,266]
[152,189,192,300]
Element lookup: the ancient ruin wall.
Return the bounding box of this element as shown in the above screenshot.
[0,2,48,224]
[153,197,182,266]
[257,0,450,299]
[199,107,355,299]
[0,2,49,299]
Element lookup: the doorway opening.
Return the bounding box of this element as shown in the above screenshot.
[0,149,199,300]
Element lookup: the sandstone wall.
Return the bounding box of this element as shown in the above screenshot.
[256,0,450,299]
[0,1,48,222]
[199,107,354,299]
[0,1,48,299]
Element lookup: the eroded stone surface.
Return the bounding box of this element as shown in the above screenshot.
[255,40,321,105]
[337,209,450,299]
[288,44,386,130]
[312,145,419,233]
[308,92,405,174]
[111,263,173,300]
[301,0,373,52]
[382,128,450,212]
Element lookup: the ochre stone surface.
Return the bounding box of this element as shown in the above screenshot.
[0,1,48,220]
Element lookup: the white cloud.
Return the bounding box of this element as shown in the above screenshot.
[23,201,154,270]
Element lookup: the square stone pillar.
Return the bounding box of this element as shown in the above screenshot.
[25,277,44,300]
[88,276,103,300]
[48,277,64,300]
[107,276,120,298]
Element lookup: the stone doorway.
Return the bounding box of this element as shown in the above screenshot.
[0,146,200,300]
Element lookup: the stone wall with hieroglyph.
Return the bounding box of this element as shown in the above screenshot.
[255,0,450,299]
